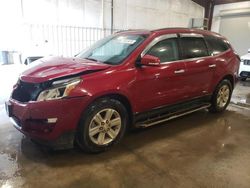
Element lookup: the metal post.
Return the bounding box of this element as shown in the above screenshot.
[111,0,114,34]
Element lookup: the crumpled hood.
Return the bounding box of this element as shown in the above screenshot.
[20,56,111,83]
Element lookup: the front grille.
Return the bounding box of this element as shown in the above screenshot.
[243,59,250,65]
[12,80,51,102]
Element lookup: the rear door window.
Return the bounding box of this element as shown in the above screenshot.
[205,35,230,55]
[180,36,208,59]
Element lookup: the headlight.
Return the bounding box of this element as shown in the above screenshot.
[37,77,81,101]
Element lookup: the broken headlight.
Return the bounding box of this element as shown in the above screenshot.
[37,77,81,101]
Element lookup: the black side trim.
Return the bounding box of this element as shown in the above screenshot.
[134,95,211,123]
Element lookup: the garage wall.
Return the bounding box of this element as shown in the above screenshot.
[211,1,250,56]
[112,0,204,29]
[21,0,104,27]
[0,0,23,51]
[3,0,204,29]
[0,0,204,56]
[211,1,250,32]
[219,15,250,56]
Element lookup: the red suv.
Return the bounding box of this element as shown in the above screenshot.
[6,28,239,152]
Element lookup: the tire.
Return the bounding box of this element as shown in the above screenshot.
[76,98,128,153]
[209,79,232,113]
[240,77,247,81]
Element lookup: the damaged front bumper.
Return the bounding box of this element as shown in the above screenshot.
[6,96,89,149]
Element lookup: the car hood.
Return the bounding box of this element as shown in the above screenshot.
[20,56,111,83]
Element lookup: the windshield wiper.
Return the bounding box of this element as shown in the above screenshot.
[85,57,114,65]
[85,57,98,62]
[103,61,115,65]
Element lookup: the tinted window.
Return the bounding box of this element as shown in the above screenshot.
[181,37,208,59]
[147,38,179,63]
[205,35,230,55]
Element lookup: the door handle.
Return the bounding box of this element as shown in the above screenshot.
[208,64,216,68]
[154,73,160,79]
[174,69,185,74]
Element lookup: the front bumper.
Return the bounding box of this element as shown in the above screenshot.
[239,64,250,78]
[239,71,250,78]
[6,96,89,148]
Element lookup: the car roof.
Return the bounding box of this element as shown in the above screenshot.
[117,27,224,39]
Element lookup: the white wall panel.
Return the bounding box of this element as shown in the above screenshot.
[113,0,204,29]
[211,1,250,32]
[211,1,250,56]
[1,0,204,29]
[0,0,204,52]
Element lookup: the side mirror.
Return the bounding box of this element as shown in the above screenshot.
[140,54,160,66]
[248,49,250,53]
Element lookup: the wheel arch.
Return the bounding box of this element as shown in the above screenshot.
[85,93,134,128]
[221,74,235,89]
[211,74,234,98]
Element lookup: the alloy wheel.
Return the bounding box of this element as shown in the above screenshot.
[217,85,230,108]
[88,108,121,146]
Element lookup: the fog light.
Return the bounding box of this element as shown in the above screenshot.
[47,118,58,123]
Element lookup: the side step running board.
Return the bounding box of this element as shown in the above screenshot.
[136,104,211,128]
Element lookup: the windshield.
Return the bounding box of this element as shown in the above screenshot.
[76,34,148,65]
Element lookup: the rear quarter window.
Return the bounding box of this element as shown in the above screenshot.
[205,35,230,56]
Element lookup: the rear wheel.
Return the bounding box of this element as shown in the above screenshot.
[240,77,247,81]
[209,79,232,113]
[76,98,128,153]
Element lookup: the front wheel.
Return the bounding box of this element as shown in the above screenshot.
[76,98,128,153]
[209,79,232,113]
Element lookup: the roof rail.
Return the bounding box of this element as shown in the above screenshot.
[151,27,188,32]
[115,29,149,33]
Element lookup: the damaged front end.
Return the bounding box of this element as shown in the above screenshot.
[6,70,104,149]
[12,80,51,102]
[11,68,104,103]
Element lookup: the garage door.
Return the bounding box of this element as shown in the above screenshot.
[219,14,250,56]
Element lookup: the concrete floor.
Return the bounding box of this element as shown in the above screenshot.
[231,81,250,107]
[0,65,250,187]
